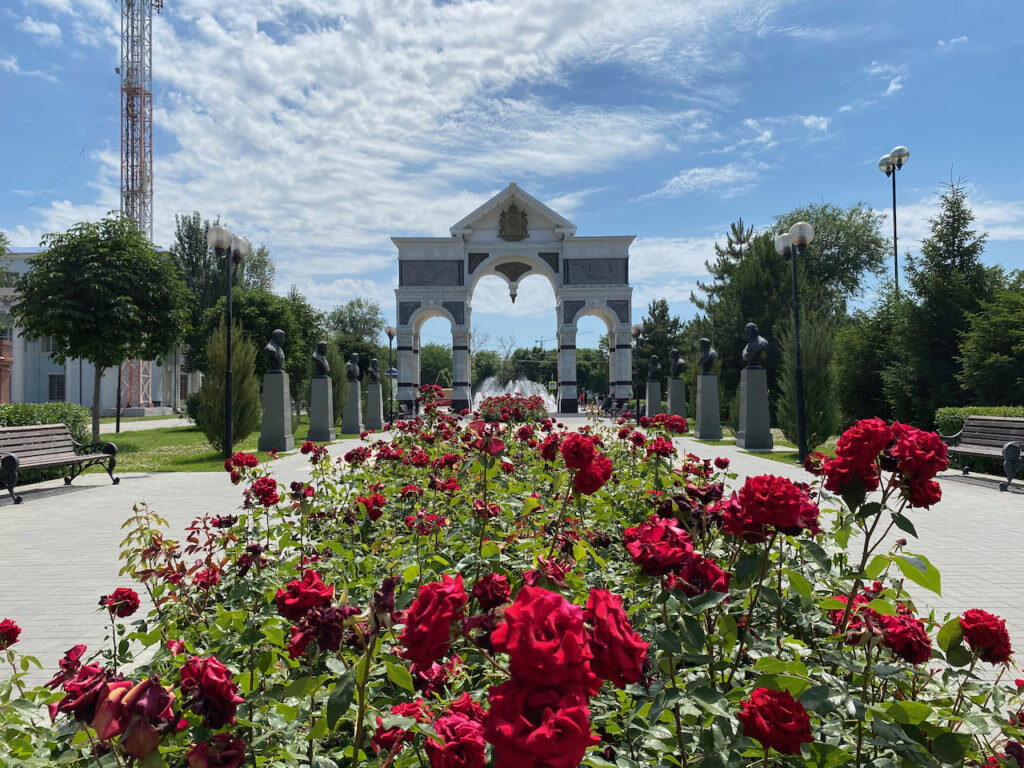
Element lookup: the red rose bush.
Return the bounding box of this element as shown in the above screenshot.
[1,414,1019,768]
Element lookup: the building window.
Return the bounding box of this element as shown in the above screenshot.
[0,327,11,340]
[40,336,58,355]
[48,374,66,402]
[180,373,189,401]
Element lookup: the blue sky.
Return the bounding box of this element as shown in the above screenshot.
[3,0,1023,356]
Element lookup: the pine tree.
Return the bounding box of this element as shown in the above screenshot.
[775,312,838,451]
[692,218,753,311]
[199,319,261,452]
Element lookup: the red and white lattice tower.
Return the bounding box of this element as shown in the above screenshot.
[119,0,163,407]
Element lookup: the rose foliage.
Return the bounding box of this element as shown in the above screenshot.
[0,413,1021,768]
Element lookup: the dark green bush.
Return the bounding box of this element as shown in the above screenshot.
[0,402,92,484]
[184,391,202,427]
[934,405,1024,435]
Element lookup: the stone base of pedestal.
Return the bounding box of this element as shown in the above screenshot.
[258,371,295,452]
[366,383,384,430]
[646,382,663,416]
[737,366,773,450]
[307,376,336,442]
[341,382,363,434]
[559,398,579,414]
[667,378,686,418]
[695,373,722,440]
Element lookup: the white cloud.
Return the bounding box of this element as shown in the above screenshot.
[26,0,73,13]
[884,76,903,96]
[937,36,968,50]
[801,115,829,132]
[640,162,768,199]
[866,61,901,77]
[0,54,57,82]
[17,16,62,44]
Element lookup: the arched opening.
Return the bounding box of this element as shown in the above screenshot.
[415,315,454,390]
[574,313,613,410]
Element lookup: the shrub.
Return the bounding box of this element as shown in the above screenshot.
[184,391,202,427]
[934,404,1024,435]
[198,319,261,452]
[775,313,839,451]
[477,393,548,422]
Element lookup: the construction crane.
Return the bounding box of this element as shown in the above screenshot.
[118,0,163,409]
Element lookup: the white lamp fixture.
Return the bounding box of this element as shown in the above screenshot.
[206,224,232,250]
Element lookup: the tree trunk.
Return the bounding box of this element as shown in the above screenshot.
[92,365,103,443]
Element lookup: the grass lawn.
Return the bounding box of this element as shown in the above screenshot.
[96,420,360,473]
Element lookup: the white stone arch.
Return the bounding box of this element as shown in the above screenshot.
[393,182,635,413]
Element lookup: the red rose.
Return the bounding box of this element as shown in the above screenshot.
[448,692,486,722]
[572,452,613,496]
[399,575,467,667]
[890,422,949,479]
[179,656,244,729]
[737,474,820,534]
[538,434,561,462]
[560,433,596,469]
[584,589,648,688]
[103,587,141,618]
[275,570,334,621]
[484,680,599,768]
[878,615,932,664]
[372,699,432,754]
[45,644,88,689]
[645,435,675,458]
[193,569,220,590]
[960,609,1014,664]
[425,711,486,768]
[491,585,595,691]
[714,456,730,470]
[118,678,177,758]
[823,417,893,493]
[471,573,512,611]
[905,477,942,509]
[623,514,694,576]
[664,555,731,597]
[0,618,21,649]
[187,732,247,768]
[803,451,827,476]
[288,605,355,658]
[249,476,280,506]
[737,687,813,755]
[50,662,110,723]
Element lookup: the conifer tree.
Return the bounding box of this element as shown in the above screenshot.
[199,319,261,452]
[775,312,838,451]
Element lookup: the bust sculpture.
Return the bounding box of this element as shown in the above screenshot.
[346,352,362,383]
[369,358,380,384]
[312,341,329,376]
[648,354,662,381]
[698,338,718,373]
[264,329,285,371]
[742,323,769,367]
[669,348,684,379]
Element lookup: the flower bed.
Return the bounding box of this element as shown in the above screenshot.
[1,412,1022,767]
[476,393,548,423]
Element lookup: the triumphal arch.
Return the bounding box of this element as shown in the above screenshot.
[393,182,634,413]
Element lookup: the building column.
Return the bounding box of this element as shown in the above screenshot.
[451,328,471,413]
[613,325,633,404]
[557,326,577,413]
[396,328,416,412]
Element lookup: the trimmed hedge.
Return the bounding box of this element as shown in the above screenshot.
[0,402,93,485]
[934,405,1024,436]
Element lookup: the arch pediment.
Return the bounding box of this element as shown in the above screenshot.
[449,182,577,241]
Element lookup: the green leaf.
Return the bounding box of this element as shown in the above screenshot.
[866,599,897,616]
[733,551,763,588]
[818,597,846,610]
[385,661,416,693]
[864,554,889,579]
[687,589,729,613]
[805,741,854,767]
[689,685,731,717]
[678,615,705,649]
[800,540,831,571]
[655,629,682,654]
[885,700,932,725]
[786,569,813,600]
[931,732,970,764]
[856,501,882,520]
[893,552,942,595]
[283,676,321,699]
[946,644,974,667]
[936,617,963,652]
[263,625,285,647]
[801,685,846,716]
[753,673,810,697]
[890,511,917,538]
[841,477,866,513]
[326,667,357,730]
[717,614,738,654]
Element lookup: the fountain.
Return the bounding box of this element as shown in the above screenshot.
[472,377,558,413]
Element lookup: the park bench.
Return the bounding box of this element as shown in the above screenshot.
[0,424,119,504]
[940,415,1024,492]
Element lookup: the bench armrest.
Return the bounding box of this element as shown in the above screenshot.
[73,439,119,456]
[939,429,963,446]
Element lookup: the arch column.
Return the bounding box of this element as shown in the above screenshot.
[612,325,633,404]
[451,328,471,413]
[557,325,577,413]
[397,328,416,412]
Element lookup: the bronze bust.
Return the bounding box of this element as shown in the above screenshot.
[369,358,380,384]
[312,341,329,376]
[346,352,362,383]
[648,354,662,381]
[264,329,285,371]
[698,338,718,373]
[742,323,768,367]
[669,348,684,379]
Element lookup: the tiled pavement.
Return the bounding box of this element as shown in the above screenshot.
[1,417,1021,685]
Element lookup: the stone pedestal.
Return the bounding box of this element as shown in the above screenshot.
[258,371,295,452]
[366,382,384,430]
[737,366,773,450]
[646,381,663,416]
[306,375,336,442]
[695,373,722,440]
[667,378,687,418]
[342,381,363,435]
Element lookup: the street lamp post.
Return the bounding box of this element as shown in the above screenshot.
[385,325,396,424]
[775,221,815,464]
[206,225,249,460]
[631,322,643,418]
[878,145,910,292]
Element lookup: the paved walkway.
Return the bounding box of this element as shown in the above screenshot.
[1,418,1020,685]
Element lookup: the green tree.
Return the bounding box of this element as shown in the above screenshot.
[12,214,190,440]
[472,349,501,389]
[882,181,1000,426]
[956,271,1024,404]
[420,343,453,388]
[198,319,261,452]
[637,299,685,394]
[775,312,839,451]
[327,298,386,343]
[693,218,754,308]
[830,291,900,426]
[242,244,276,292]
